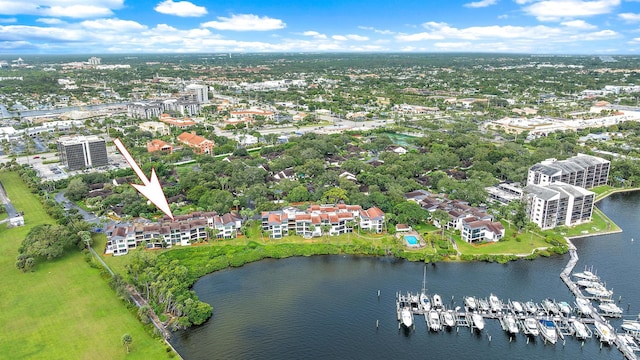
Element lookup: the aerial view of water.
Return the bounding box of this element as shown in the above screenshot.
[171,191,640,360]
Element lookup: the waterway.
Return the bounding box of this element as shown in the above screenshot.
[171,191,640,359]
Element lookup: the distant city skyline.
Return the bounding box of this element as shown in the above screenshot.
[0,0,639,54]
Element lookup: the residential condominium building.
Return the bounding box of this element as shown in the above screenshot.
[461,218,505,243]
[261,204,385,239]
[57,135,108,171]
[524,182,595,230]
[104,211,242,256]
[527,153,610,189]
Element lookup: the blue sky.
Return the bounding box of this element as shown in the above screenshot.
[0,0,639,54]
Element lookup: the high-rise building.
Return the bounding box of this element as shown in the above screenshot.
[88,56,101,65]
[185,84,209,104]
[57,135,108,171]
[527,153,610,189]
[524,182,595,230]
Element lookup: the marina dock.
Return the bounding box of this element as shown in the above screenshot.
[396,239,639,360]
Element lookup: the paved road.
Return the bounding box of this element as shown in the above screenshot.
[54,190,100,224]
[0,180,18,218]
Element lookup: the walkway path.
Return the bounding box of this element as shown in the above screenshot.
[0,180,18,218]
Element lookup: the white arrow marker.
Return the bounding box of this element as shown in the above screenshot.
[113,138,174,220]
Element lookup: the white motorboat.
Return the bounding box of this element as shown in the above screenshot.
[409,293,421,313]
[525,301,539,314]
[542,298,559,315]
[538,319,558,344]
[575,298,592,315]
[471,313,485,331]
[571,319,591,339]
[502,314,519,335]
[621,320,640,333]
[427,309,441,332]
[511,300,524,314]
[585,287,613,298]
[523,317,539,337]
[594,321,615,345]
[441,310,456,328]
[420,292,431,312]
[573,270,600,282]
[477,298,490,312]
[432,294,443,310]
[489,293,503,313]
[598,302,623,315]
[464,296,477,311]
[557,301,572,315]
[401,307,413,328]
[576,279,602,288]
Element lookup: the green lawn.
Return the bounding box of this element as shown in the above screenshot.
[0,172,169,360]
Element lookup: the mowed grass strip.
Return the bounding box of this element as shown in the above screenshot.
[0,172,169,359]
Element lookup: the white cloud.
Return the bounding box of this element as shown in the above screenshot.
[396,21,619,46]
[36,18,67,25]
[201,14,285,31]
[464,0,498,8]
[561,20,597,29]
[358,26,396,35]
[521,0,621,21]
[331,34,369,41]
[0,0,123,18]
[154,0,207,17]
[0,17,16,23]
[80,18,147,32]
[619,12,640,22]
[302,31,327,39]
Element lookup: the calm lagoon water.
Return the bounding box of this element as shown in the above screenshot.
[171,191,640,360]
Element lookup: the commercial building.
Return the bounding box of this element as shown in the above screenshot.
[524,182,595,230]
[185,84,209,103]
[139,121,170,136]
[527,154,610,189]
[57,135,108,171]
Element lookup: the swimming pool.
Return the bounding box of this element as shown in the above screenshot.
[404,235,418,245]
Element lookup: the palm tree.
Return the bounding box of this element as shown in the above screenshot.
[431,209,450,240]
[321,224,331,242]
[346,220,355,243]
[121,333,132,353]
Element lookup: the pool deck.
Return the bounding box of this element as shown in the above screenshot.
[399,231,427,249]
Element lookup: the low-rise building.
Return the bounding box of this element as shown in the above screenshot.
[147,139,173,153]
[104,212,242,256]
[177,132,215,154]
[461,218,505,243]
[261,204,385,239]
[139,121,170,136]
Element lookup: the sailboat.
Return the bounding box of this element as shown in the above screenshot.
[420,266,431,312]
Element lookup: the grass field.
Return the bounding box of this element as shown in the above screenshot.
[0,172,169,360]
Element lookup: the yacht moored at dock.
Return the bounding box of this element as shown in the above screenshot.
[427,309,441,332]
[432,294,443,310]
[489,293,503,313]
[471,313,485,331]
[571,319,592,340]
[594,320,615,345]
[441,310,456,329]
[538,319,558,344]
[575,297,592,316]
[525,300,539,315]
[501,314,519,335]
[598,301,623,317]
[464,296,477,311]
[522,317,539,337]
